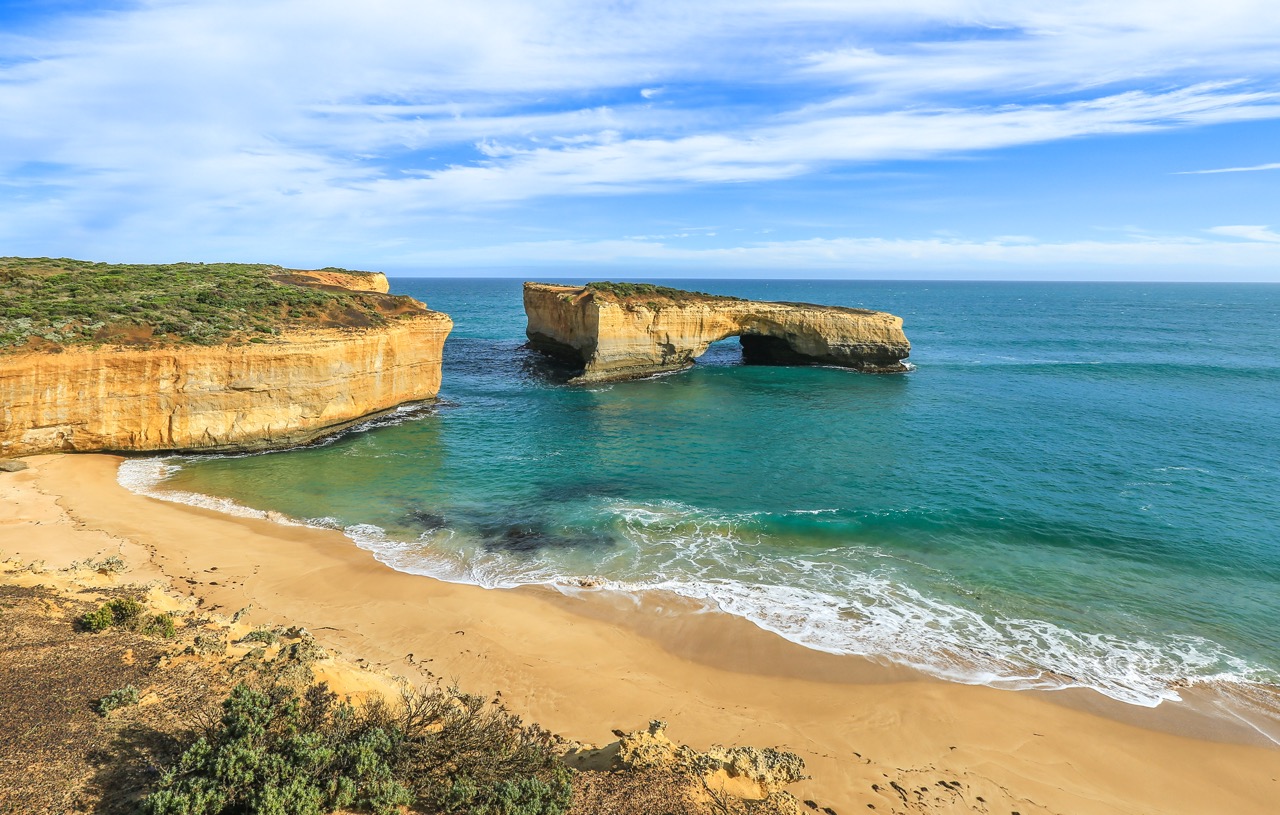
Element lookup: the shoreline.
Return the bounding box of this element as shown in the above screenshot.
[117,450,1280,746]
[4,453,1280,812]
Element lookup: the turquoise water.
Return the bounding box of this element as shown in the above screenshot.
[126,279,1280,709]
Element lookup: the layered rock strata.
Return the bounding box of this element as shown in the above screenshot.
[524,282,910,383]
[269,269,391,293]
[1,282,451,455]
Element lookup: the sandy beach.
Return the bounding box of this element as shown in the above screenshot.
[3,453,1279,814]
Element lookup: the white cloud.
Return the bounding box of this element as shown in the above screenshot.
[797,2,1280,104]
[394,84,1279,205]
[3,0,1280,270]
[1208,225,1280,242]
[381,232,1280,279]
[1177,162,1280,175]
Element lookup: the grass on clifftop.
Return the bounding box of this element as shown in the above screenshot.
[0,257,421,352]
[583,281,741,303]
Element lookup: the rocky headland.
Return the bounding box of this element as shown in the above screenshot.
[0,259,452,455]
[524,281,910,383]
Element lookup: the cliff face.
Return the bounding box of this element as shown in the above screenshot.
[525,282,910,383]
[0,312,452,456]
[269,269,391,293]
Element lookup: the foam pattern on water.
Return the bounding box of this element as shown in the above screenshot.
[120,456,1276,712]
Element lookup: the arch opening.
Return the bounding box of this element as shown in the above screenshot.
[697,335,749,367]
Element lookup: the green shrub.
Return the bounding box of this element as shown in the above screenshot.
[80,596,145,633]
[80,605,115,633]
[97,685,141,716]
[142,613,177,638]
[242,627,280,645]
[191,634,227,656]
[73,555,126,574]
[143,682,572,815]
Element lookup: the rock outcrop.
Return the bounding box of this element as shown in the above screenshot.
[268,269,391,293]
[563,720,807,814]
[524,282,910,383]
[0,282,451,455]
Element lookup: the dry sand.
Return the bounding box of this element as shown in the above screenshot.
[3,453,1279,814]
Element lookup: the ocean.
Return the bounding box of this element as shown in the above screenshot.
[121,278,1280,716]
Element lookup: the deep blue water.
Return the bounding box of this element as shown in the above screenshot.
[129,279,1280,709]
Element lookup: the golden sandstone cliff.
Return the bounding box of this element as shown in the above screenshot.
[524,282,910,383]
[0,270,451,455]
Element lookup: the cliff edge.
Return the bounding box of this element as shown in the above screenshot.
[0,260,451,455]
[524,282,910,383]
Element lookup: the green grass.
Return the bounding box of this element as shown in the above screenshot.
[0,257,410,351]
[583,281,740,302]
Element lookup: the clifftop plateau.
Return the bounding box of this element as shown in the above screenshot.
[0,259,451,455]
[0,257,418,352]
[524,281,911,383]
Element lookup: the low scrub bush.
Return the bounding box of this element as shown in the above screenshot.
[80,597,175,637]
[241,627,280,645]
[144,681,571,815]
[97,685,140,716]
[80,597,144,632]
[142,613,177,638]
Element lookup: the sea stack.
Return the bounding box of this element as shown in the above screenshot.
[524,281,911,383]
[0,260,452,455]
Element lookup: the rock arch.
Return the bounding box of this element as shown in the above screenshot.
[523,282,911,384]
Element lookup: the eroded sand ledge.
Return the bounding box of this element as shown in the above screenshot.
[524,282,911,383]
[3,454,1278,814]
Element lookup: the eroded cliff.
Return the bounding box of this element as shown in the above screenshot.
[524,282,910,383]
[1,266,452,455]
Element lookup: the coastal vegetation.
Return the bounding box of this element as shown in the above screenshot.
[95,685,141,716]
[145,682,571,815]
[0,564,807,815]
[583,281,740,302]
[0,256,421,351]
[80,595,176,638]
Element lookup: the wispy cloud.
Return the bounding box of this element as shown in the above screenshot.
[2,1,1280,274]
[1208,225,1280,242]
[1177,162,1280,174]
[384,232,1280,279]
[400,84,1280,206]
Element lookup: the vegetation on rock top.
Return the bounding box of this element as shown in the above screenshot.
[0,257,426,352]
[582,281,741,303]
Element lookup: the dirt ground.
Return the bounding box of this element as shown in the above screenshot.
[0,577,803,815]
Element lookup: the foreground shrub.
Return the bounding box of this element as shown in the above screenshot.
[80,597,144,632]
[143,681,571,815]
[241,627,279,645]
[97,685,141,716]
[80,604,115,633]
[141,612,177,638]
[79,597,175,637]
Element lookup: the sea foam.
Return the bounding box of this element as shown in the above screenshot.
[117,461,1278,718]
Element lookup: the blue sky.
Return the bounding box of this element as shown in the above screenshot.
[2,1,1278,280]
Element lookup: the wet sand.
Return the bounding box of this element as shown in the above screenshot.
[3,453,1279,813]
